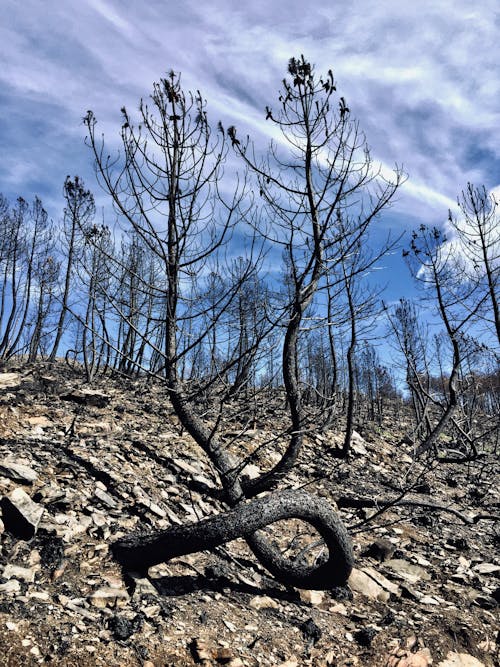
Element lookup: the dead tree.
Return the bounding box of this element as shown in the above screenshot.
[387,298,434,442]
[450,183,500,346]
[49,176,95,362]
[81,61,404,588]
[0,197,51,360]
[406,225,489,459]
[229,56,404,473]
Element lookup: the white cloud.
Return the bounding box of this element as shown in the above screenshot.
[0,0,499,233]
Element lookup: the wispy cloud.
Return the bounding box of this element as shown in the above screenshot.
[1,0,499,233]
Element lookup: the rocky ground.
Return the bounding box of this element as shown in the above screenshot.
[0,363,498,667]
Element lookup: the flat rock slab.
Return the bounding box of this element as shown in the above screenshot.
[348,567,390,602]
[384,559,431,585]
[0,459,38,484]
[362,565,401,596]
[1,487,44,539]
[0,373,21,389]
[2,563,37,582]
[61,389,110,408]
[472,562,500,575]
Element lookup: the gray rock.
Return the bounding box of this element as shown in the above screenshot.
[2,564,37,582]
[0,459,38,484]
[0,579,21,595]
[348,567,390,602]
[1,488,44,539]
[94,488,119,509]
[384,559,431,585]
[60,389,110,408]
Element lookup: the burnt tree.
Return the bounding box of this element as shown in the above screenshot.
[82,60,400,588]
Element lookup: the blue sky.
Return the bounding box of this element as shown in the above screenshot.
[1,0,499,309]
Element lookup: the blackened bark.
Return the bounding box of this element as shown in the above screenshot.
[112,489,354,589]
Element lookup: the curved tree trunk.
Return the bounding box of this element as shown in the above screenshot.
[112,490,354,589]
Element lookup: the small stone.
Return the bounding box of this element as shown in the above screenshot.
[2,564,37,582]
[0,580,21,594]
[362,566,401,596]
[27,416,52,428]
[0,373,20,388]
[299,589,325,605]
[28,591,50,602]
[92,512,107,527]
[147,501,166,518]
[329,602,348,615]
[94,487,118,509]
[33,484,67,506]
[249,595,279,610]
[384,559,431,585]
[472,562,500,575]
[223,619,236,632]
[172,457,201,475]
[350,430,369,455]
[241,463,261,480]
[142,604,161,619]
[89,587,129,608]
[419,595,441,606]
[1,487,44,539]
[348,568,390,602]
[65,599,98,621]
[127,572,158,598]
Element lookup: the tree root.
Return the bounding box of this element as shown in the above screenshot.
[112,490,354,589]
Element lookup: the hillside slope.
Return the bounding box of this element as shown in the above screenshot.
[0,365,498,666]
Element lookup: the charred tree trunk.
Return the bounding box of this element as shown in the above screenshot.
[112,490,353,589]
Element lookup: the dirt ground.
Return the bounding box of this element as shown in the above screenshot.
[0,364,498,666]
